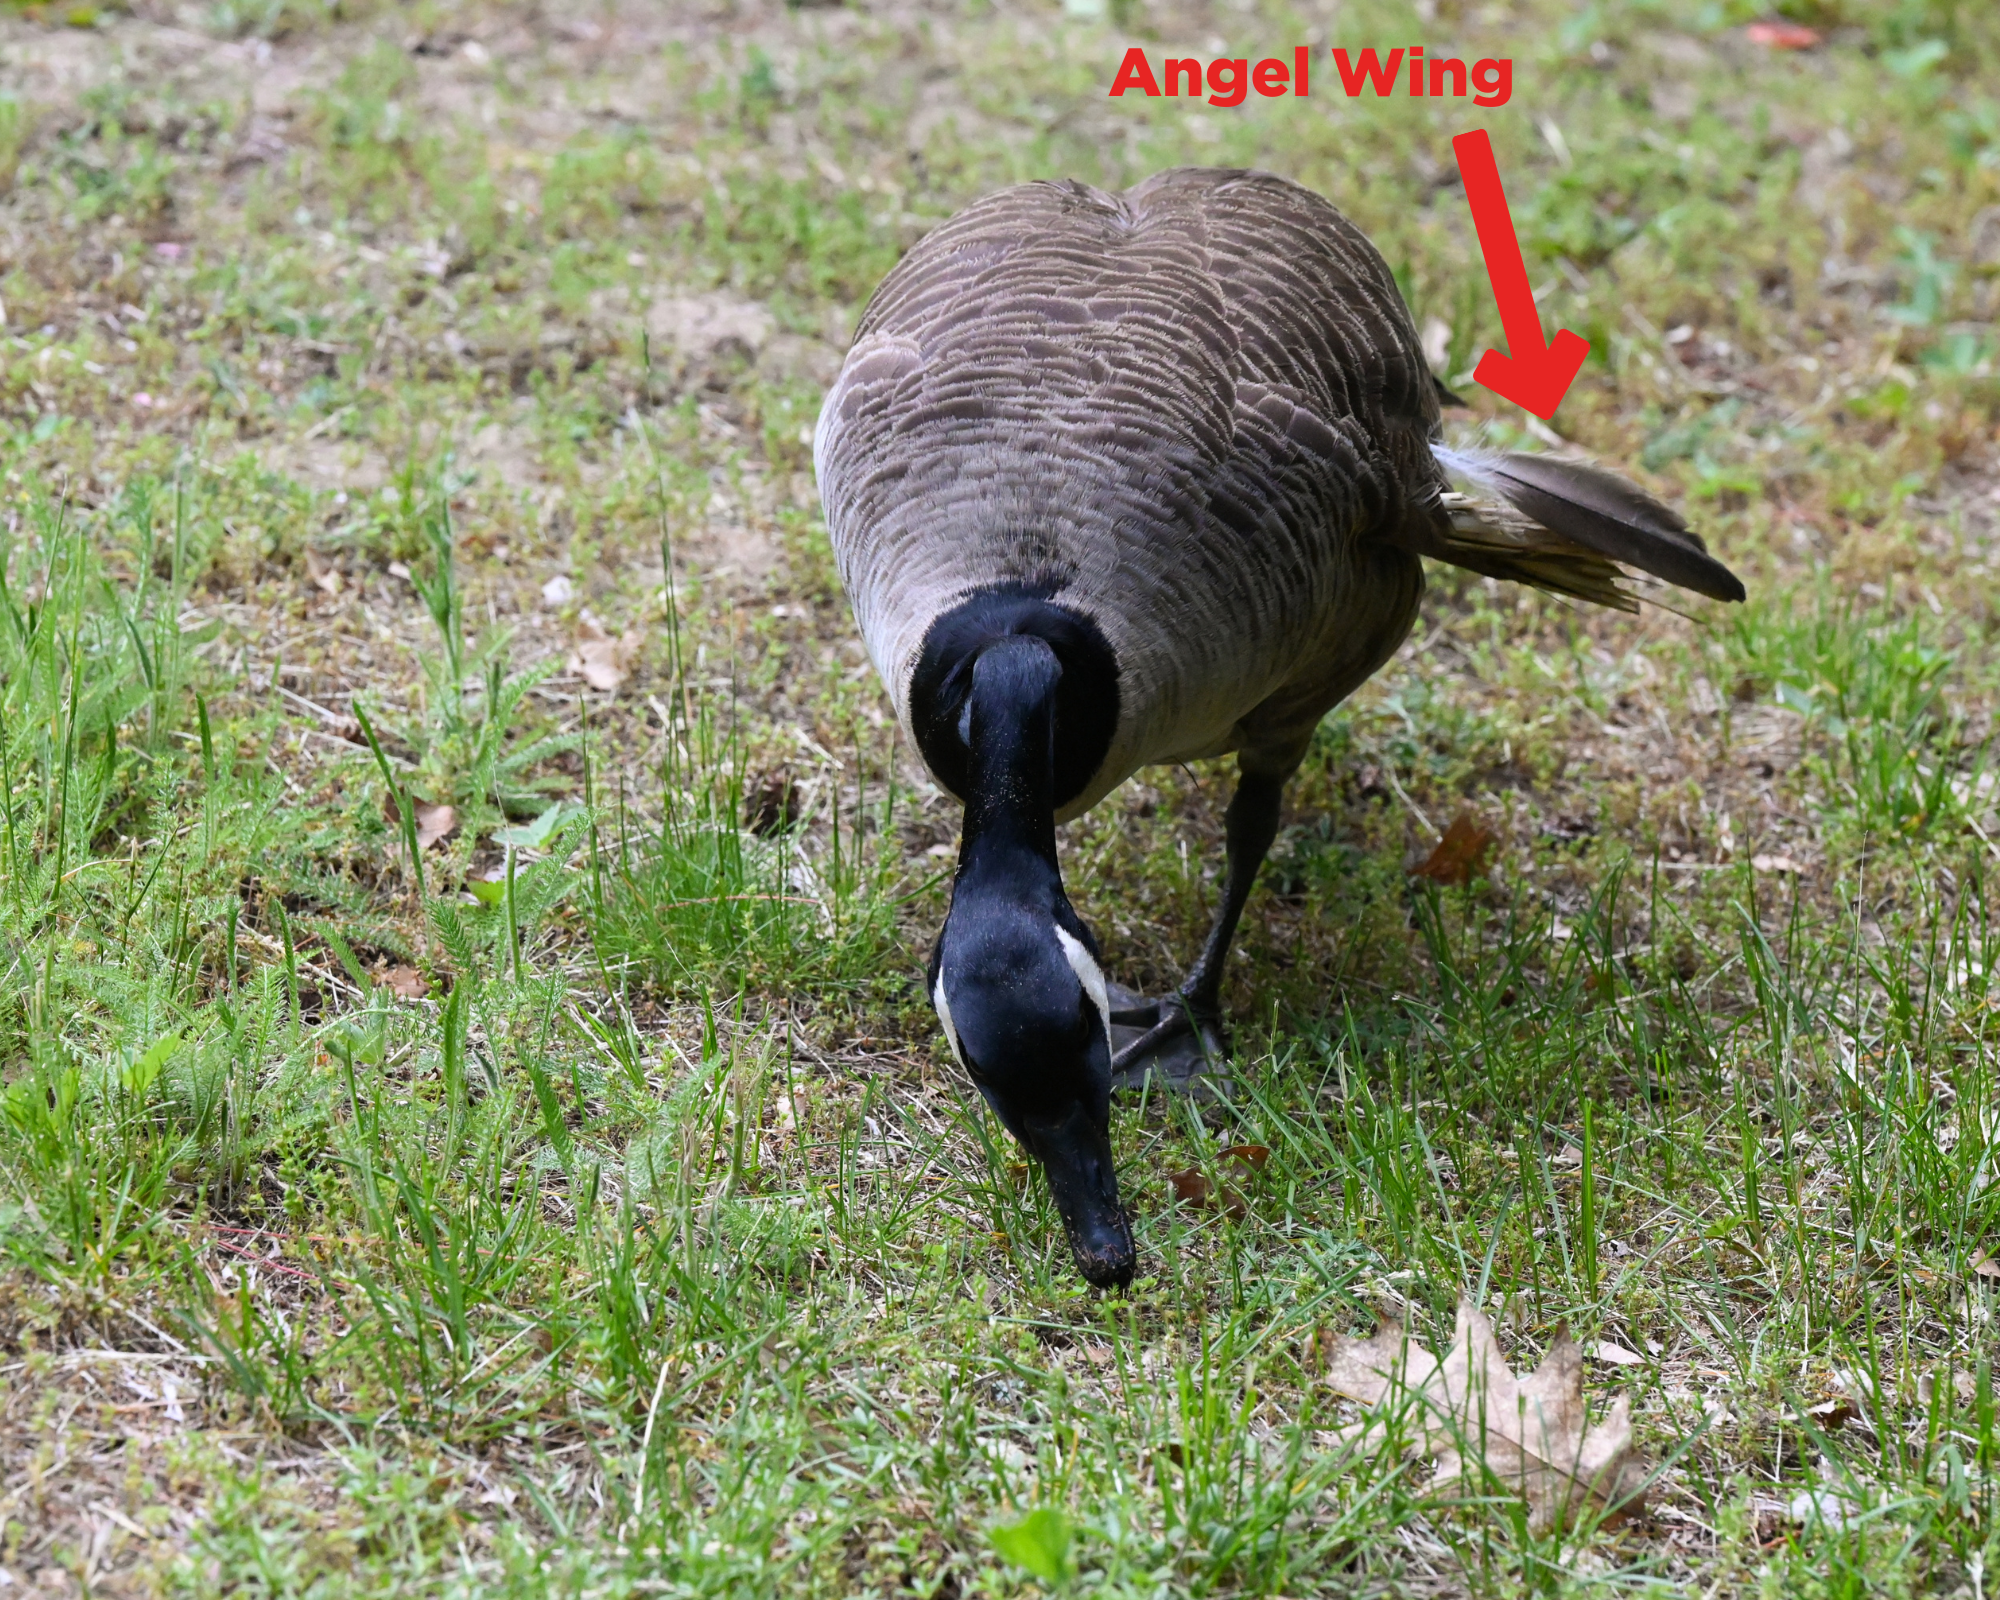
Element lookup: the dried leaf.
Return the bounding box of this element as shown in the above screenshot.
[1802,1397,1857,1431]
[383,796,456,851]
[413,802,457,852]
[1935,1370,1978,1404]
[1169,1167,1246,1219]
[1169,1167,1210,1206]
[1590,1341,1646,1368]
[1323,1299,1649,1532]
[1971,1249,2000,1280]
[568,615,636,691]
[1746,21,1820,49]
[1751,852,1803,875]
[1411,813,1496,887]
[1220,1143,1270,1173]
[378,965,429,1000]
[570,637,631,691]
[304,547,342,596]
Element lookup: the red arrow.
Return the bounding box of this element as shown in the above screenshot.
[1451,128,1590,420]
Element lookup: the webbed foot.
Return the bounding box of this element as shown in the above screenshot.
[1105,981,1231,1100]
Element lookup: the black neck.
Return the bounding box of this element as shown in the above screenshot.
[956,636,1063,895]
[908,584,1120,817]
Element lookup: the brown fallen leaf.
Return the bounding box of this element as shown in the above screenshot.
[381,794,457,851]
[304,547,343,596]
[1168,1167,1246,1219]
[378,965,429,1000]
[1746,20,1820,49]
[1970,1249,2000,1280]
[1323,1299,1649,1532]
[1802,1396,1857,1431]
[413,801,457,852]
[568,614,636,692]
[1220,1143,1270,1173]
[1411,813,1496,887]
[1915,1370,1978,1407]
[1168,1167,1207,1205]
[571,638,629,690]
[1589,1340,1646,1368]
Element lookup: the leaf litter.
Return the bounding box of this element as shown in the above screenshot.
[1410,813,1497,887]
[381,794,457,852]
[1168,1166,1246,1218]
[377,965,429,1000]
[413,802,457,851]
[1322,1297,1649,1532]
[569,614,636,691]
[1169,1146,1265,1217]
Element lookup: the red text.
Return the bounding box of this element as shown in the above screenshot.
[1109,47,1311,106]
[1110,46,1513,109]
[1331,47,1512,107]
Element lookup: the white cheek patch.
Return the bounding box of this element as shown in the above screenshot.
[932,971,966,1068]
[1053,925,1112,1052]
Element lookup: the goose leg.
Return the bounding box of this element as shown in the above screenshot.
[1109,769,1286,1092]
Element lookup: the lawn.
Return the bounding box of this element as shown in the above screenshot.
[1,0,1998,1594]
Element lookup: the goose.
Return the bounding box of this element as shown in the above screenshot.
[814,168,1743,1288]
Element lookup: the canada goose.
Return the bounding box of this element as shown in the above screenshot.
[814,168,1743,1288]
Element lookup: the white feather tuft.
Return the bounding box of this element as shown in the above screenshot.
[1432,442,1507,490]
[1053,925,1112,1051]
[932,971,966,1068]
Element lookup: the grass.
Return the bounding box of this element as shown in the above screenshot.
[1,0,1999,1593]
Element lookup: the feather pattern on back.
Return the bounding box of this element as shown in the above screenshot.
[815,167,1740,816]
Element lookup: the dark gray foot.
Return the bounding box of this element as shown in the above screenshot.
[1106,982,1231,1100]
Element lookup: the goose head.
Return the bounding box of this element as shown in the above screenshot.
[933,894,1133,1288]
[926,631,1136,1289]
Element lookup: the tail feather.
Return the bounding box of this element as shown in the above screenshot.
[1434,492,1637,611]
[1431,446,1746,607]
